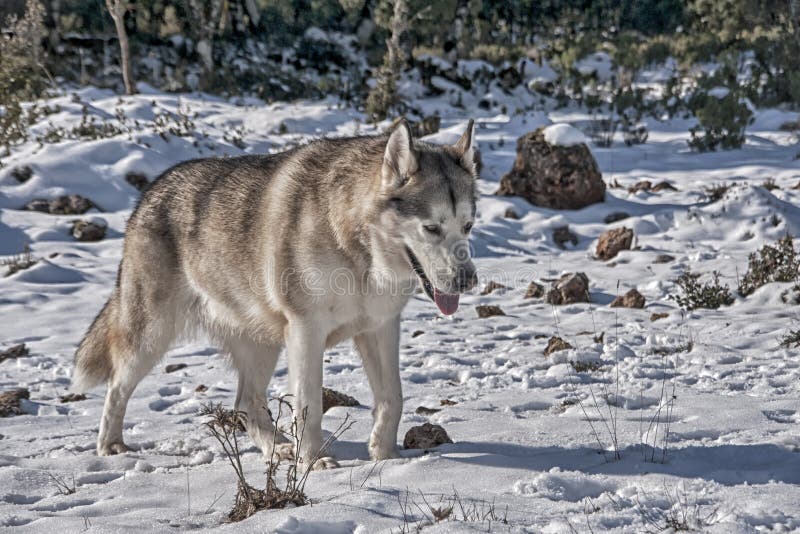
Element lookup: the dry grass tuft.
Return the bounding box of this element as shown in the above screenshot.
[201,396,352,522]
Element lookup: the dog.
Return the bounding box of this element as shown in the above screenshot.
[72,119,478,469]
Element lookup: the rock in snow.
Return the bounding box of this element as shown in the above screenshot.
[610,288,646,308]
[0,388,30,417]
[403,423,453,450]
[546,272,590,305]
[596,227,634,260]
[322,387,359,413]
[496,127,605,209]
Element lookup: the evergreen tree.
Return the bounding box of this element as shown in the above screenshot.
[365,0,409,122]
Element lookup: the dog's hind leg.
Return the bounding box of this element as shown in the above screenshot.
[95,287,178,456]
[227,336,288,455]
[354,315,402,461]
[90,225,181,456]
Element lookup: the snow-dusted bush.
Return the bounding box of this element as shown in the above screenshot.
[738,235,799,297]
[0,0,49,156]
[672,270,734,310]
[687,67,754,152]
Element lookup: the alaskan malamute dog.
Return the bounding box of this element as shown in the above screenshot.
[72,119,478,469]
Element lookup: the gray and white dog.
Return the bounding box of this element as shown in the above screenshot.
[72,119,478,469]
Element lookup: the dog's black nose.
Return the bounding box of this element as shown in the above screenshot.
[456,264,478,292]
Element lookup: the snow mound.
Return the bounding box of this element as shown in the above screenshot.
[513,468,616,502]
[6,260,85,284]
[274,517,356,534]
[542,123,587,147]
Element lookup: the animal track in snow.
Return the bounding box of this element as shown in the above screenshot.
[763,409,798,424]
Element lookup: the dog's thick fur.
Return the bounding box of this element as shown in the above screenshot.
[72,120,478,468]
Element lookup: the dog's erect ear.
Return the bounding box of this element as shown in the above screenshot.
[452,119,476,175]
[383,119,418,190]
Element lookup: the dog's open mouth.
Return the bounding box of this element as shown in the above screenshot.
[405,247,460,315]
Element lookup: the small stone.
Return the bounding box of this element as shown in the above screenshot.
[415,406,441,415]
[11,166,33,183]
[0,388,30,417]
[23,194,95,215]
[652,181,677,192]
[610,288,645,309]
[322,387,359,413]
[411,330,424,338]
[652,254,675,264]
[481,281,508,295]
[195,384,208,393]
[71,220,107,242]
[165,363,187,373]
[403,423,453,450]
[552,225,578,249]
[603,212,629,224]
[504,207,520,220]
[546,272,590,305]
[59,393,87,403]
[524,281,545,299]
[22,199,50,212]
[440,399,457,406]
[544,336,573,356]
[650,312,669,321]
[476,305,506,318]
[0,343,29,363]
[628,180,653,193]
[596,227,634,261]
[125,171,150,192]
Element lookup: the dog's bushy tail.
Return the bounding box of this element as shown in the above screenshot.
[72,293,118,392]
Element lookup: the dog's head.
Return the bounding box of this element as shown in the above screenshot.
[380,119,478,315]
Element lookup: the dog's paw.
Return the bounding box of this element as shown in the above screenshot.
[369,445,401,461]
[272,442,295,463]
[97,442,131,456]
[310,456,340,471]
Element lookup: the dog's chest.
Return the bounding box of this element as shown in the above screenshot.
[323,286,410,346]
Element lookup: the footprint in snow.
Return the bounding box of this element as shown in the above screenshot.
[763,409,798,424]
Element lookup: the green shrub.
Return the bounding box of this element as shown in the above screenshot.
[780,329,800,348]
[470,44,525,66]
[2,246,37,277]
[687,87,753,151]
[738,235,799,296]
[0,0,50,158]
[614,86,651,146]
[672,270,734,310]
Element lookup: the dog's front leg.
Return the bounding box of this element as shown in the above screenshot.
[354,315,402,460]
[285,320,338,470]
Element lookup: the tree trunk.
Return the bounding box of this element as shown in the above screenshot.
[243,0,260,29]
[105,0,136,95]
[387,0,409,73]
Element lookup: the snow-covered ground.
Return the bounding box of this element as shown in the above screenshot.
[1,84,800,533]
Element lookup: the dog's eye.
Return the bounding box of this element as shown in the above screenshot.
[423,224,441,236]
[463,222,473,234]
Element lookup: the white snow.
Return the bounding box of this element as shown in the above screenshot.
[708,86,730,99]
[575,51,614,81]
[1,81,800,532]
[543,123,588,146]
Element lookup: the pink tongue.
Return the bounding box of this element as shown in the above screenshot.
[433,288,460,315]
